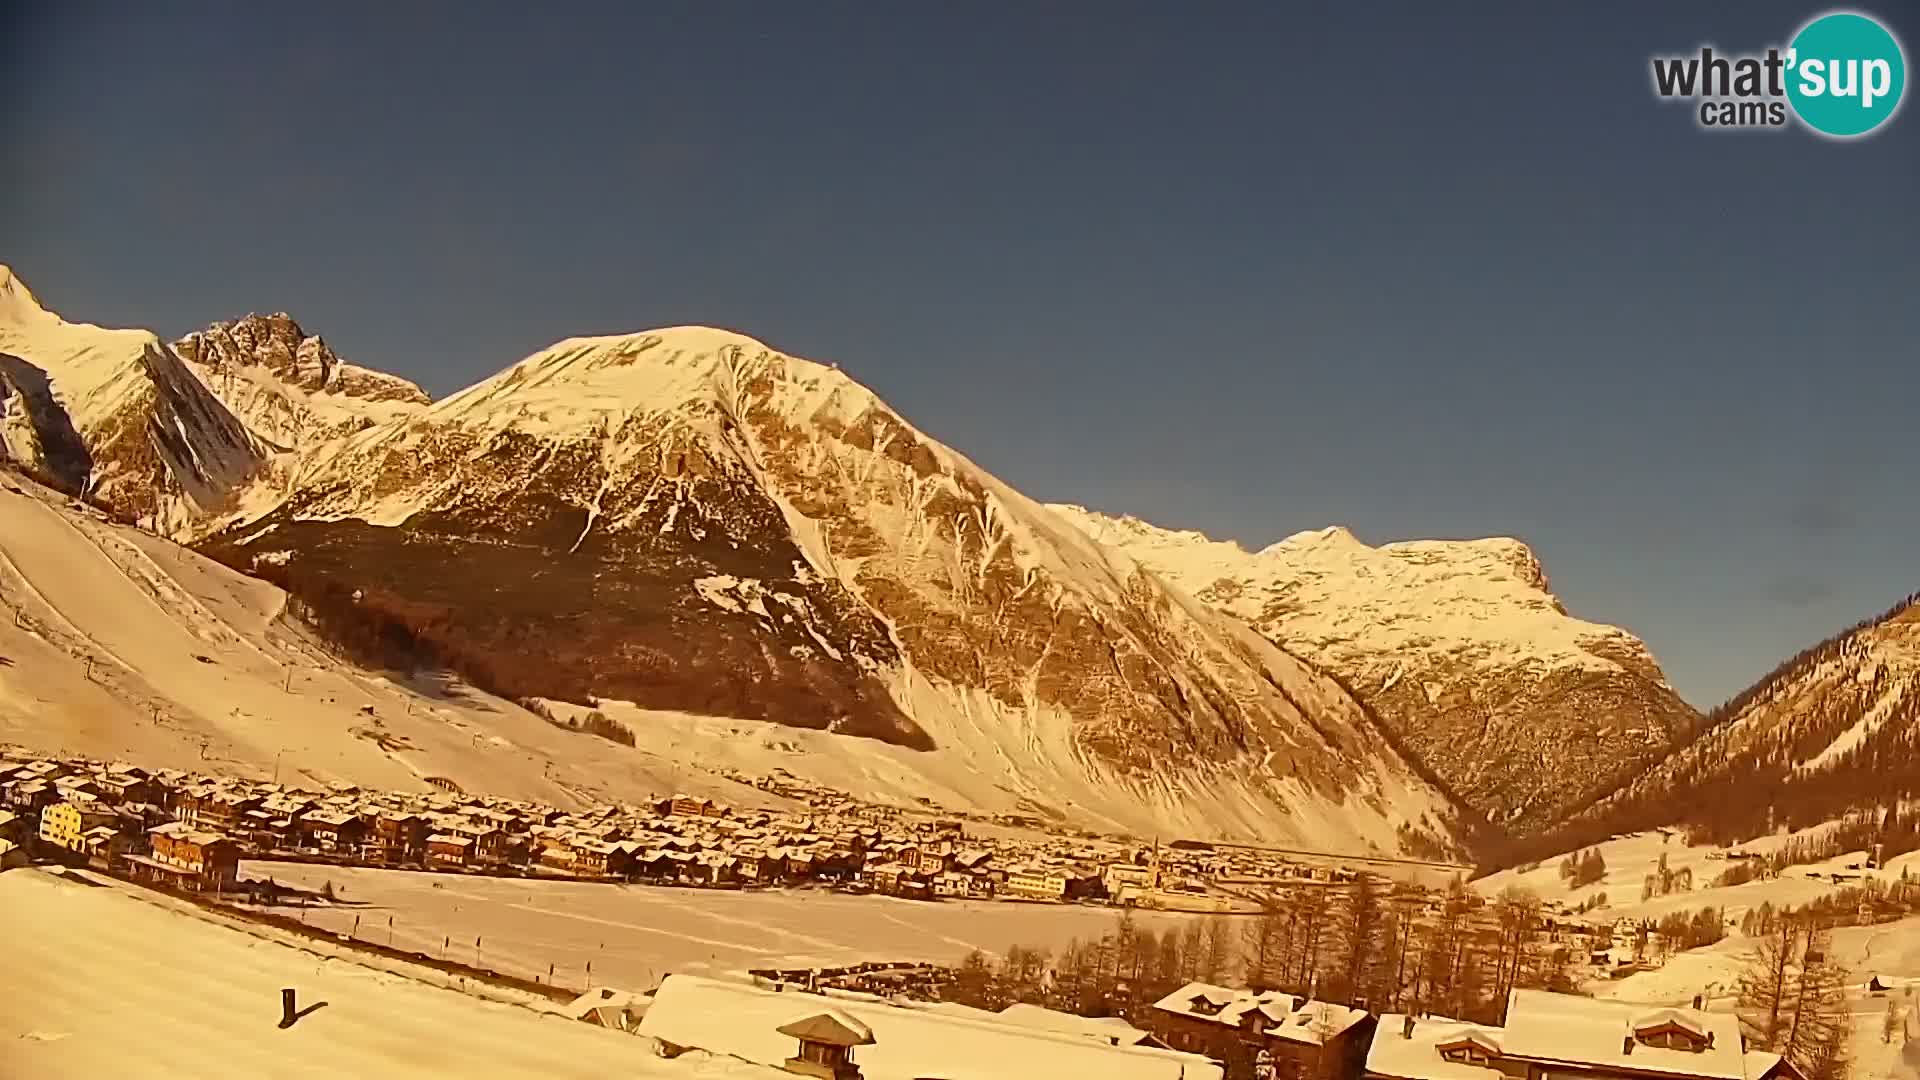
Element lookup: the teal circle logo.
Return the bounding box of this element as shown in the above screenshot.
[1786,11,1907,137]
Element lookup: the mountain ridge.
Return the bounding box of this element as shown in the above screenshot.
[1049,503,1702,835]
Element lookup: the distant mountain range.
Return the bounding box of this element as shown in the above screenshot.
[4,263,1910,859]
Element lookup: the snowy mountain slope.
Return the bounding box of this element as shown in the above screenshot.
[175,312,430,449]
[1049,505,1700,834]
[199,328,1463,850]
[1569,593,1920,841]
[0,266,265,529]
[0,466,784,810]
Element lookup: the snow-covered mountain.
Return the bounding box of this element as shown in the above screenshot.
[191,327,1463,849]
[174,313,430,449]
[0,266,264,530]
[1048,506,1700,834]
[0,465,772,811]
[1570,592,1919,842]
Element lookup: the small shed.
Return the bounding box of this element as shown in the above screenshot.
[777,1010,875,1080]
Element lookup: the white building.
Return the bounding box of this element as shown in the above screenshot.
[639,973,1223,1080]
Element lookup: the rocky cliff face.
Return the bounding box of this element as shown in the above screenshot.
[175,313,430,448]
[1050,506,1702,834]
[0,352,93,493]
[0,267,265,530]
[197,328,1462,848]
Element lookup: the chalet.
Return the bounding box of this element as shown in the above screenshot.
[426,833,474,868]
[301,811,365,853]
[135,822,240,891]
[915,841,954,875]
[450,821,508,863]
[572,840,637,878]
[5,779,56,814]
[935,870,995,899]
[81,825,130,866]
[96,772,157,806]
[364,812,427,863]
[639,973,1225,1080]
[1150,982,1372,1080]
[194,790,263,830]
[665,794,720,819]
[19,760,68,783]
[52,775,103,802]
[1367,993,1770,1080]
[239,808,296,849]
[539,839,581,872]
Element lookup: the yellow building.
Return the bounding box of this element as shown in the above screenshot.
[1002,868,1068,901]
[38,800,115,854]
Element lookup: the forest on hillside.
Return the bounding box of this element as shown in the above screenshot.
[1480,593,1920,872]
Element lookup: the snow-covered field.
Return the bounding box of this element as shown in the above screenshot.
[246,860,1206,989]
[0,866,779,1078]
[1476,827,1911,923]
[1483,827,1920,1080]
[1590,917,1920,1080]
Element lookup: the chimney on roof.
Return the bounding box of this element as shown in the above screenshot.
[1623,1035,1635,1055]
[279,988,298,1029]
[1692,995,1703,1009]
[1404,1015,1416,1040]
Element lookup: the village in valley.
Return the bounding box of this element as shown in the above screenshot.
[8,742,1920,1080]
[0,744,1398,908]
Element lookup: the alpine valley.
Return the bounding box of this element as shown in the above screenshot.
[5,263,1914,863]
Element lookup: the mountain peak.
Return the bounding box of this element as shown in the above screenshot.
[1263,524,1364,554]
[1052,502,1695,831]
[174,313,431,450]
[430,326,874,440]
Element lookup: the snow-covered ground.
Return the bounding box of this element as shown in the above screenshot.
[246,860,1205,989]
[1589,916,1920,1080]
[0,866,779,1078]
[1483,827,1920,1080]
[1476,827,1902,923]
[0,472,789,812]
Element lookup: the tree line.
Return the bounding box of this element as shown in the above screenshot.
[1480,592,1920,873]
[947,878,1578,1033]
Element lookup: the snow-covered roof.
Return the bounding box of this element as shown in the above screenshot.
[1366,1015,1507,1080]
[1498,991,1745,1080]
[1151,982,1362,1044]
[640,974,1223,1080]
[994,1003,1155,1046]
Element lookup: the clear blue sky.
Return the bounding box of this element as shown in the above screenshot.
[5,3,1916,708]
